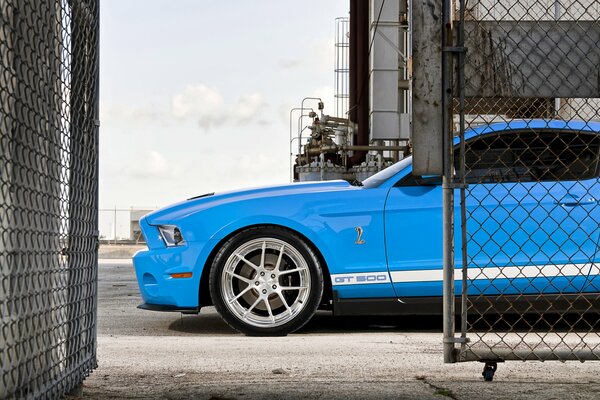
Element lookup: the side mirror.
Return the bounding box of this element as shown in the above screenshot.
[414,174,442,186]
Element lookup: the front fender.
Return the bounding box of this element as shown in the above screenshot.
[209,214,335,267]
[190,189,389,277]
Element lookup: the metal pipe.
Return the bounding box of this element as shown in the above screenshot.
[348,0,370,167]
[349,0,358,123]
[460,348,600,362]
[289,107,313,182]
[442,0,456,364]
[301,97,322,116]
[343,144,407,151]
[304,144,407,156]
[114,205,117,244]
[297,115,313,154]
[323,115,350,124]
[297,97,321,157]
[553,1,562,117]
[320,153,325,181]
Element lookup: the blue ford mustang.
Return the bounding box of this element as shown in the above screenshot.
[133,120,600,335]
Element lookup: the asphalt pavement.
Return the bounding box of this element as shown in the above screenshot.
[77,259,600,399]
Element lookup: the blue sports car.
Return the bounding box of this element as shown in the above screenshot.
[133,120,600,335]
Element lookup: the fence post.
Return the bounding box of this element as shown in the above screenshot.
[442,0,456,364]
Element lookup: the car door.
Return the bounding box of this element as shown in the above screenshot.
[384,127,600,299]
[463,129,600,296]
[383,180,449,298]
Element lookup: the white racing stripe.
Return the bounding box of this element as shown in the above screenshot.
[332,264,599,285]
[390,263,595,283]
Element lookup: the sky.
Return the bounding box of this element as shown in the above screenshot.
[99,0,349,210]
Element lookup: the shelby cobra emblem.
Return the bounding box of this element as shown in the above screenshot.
[355,227,365,245]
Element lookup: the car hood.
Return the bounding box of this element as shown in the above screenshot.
[144,180,354,225]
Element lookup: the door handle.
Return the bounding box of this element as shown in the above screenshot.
[554,198,598,207]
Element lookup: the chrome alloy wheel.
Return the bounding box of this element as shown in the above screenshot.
[220,237,311,328]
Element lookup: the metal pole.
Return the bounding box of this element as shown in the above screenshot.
[553,1,561,117]
[114,205,117,244]
[457,0,469,355]
[442,0,456,364]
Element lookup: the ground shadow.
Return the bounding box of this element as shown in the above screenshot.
[167,310,238,335]
[167,309,443,335]
[167,309,600,335]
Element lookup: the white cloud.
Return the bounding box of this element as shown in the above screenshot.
[234,93,265,124]
[313,37,335,68]
[279,59,303,69]
[171,84,224,129]
[171,85,267,129]
[100,102,168,126]
[230,152,289,187]
[237,153,276,174]
[128,150,181,180]
[279,37,333,72]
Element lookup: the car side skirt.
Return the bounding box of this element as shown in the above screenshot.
[331,291,600,316]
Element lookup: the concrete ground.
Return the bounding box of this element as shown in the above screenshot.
[81,259,600,399]
[97,244,146,259]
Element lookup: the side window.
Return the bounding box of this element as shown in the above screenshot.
[456,130,600,184]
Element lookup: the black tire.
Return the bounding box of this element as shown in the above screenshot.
[209,226,324,336]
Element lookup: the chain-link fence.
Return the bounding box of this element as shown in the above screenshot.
[0,0,99,397]
[443,0,600,368]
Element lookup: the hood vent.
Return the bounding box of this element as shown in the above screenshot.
[187,192,215,201]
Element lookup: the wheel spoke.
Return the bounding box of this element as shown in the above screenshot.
[264,298,275,322]
[235,253,260,271]
[279,267,307,276]
[228,285,253,304]
[274,244,285,271]
[224,237,313,329]
[226,270,252,284]
[276,291,293,316]
[280,286,308,291]
[243,297,262,319]
[260,241,266,267]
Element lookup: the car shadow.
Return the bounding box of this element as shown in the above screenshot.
[167,308,600,336]
[167,311,238,335]
[167,310,443,335]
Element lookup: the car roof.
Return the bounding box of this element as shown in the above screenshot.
[372,119,600,188]
[462,119,600,143]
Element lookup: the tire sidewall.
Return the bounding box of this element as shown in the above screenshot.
[209,226,324,336]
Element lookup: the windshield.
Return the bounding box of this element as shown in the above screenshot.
[362,156,413,188]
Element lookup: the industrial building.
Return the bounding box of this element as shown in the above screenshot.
[292,0,600,182]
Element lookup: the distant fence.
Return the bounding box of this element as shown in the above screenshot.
[0,0,100,398]
[99,208,155,243]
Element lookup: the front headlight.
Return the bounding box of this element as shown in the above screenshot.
[157,225,184,247]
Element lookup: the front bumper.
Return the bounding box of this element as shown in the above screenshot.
[133,242,208,309]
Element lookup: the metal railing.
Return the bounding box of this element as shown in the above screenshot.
[0,0,100,397]
[334,16,350,119]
